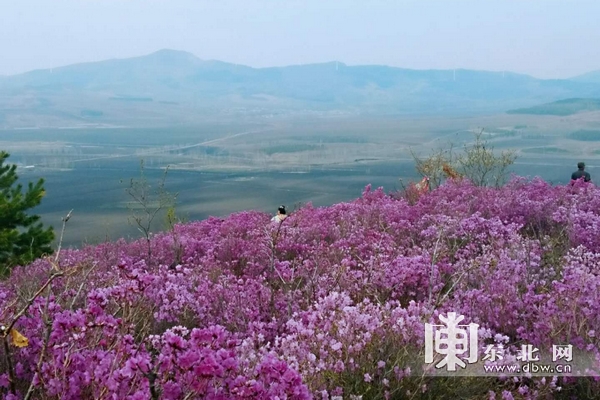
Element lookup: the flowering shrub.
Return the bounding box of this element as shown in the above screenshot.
[1,177,600,399]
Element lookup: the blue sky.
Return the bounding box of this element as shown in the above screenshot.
[1,0,598,78]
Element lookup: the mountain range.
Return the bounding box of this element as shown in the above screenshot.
[2,49,600,128]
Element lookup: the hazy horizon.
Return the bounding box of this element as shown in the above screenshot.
[2,0,600,79]
[0,48,572,79]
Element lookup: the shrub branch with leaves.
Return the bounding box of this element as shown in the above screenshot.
[411,129,517,189]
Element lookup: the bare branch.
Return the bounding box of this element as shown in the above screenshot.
[2,271,63,337]
[54,209,73,266]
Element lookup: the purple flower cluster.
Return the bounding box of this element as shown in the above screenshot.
[1,177,599,399]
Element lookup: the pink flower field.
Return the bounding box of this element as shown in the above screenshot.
[1,177,600,399]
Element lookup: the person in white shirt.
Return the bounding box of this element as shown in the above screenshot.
[271,205,287,223]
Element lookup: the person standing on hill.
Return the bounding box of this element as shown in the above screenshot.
[271,205,287,223]
[571,162,591,183]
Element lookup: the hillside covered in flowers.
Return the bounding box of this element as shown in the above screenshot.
[1,178,600,399]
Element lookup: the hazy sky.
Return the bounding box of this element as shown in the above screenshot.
[1,0,599,79]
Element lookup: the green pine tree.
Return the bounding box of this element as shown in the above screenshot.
[0,151,54,275]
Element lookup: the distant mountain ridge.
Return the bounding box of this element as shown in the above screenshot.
[507,98,600,116]
[2,49,600,128]
[571,70,600,84]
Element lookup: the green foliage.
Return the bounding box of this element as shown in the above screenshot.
[0,151,54,275]
[455,130,517,187]
[164,204,187,232]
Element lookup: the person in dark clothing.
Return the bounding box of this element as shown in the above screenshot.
[571,162,591,182]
